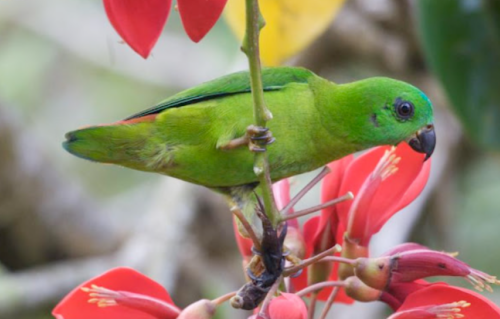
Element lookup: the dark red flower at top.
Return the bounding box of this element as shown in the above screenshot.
[52,267,180,319]
[103,0,227,58]
[178,0,228,43]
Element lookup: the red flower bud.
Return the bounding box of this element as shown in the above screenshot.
[354,250,500,292]
[268,293,307,319]
[177,299,216,319]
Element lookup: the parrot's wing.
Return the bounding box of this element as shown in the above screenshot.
[124,67,315,120]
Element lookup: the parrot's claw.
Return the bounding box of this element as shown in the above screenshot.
[249,145,267,152]
[247,125,275,153]
[218,125,274,152]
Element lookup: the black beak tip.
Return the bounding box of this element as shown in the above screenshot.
[409,124,436,161]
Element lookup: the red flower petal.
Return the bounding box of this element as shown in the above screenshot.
[398,284,500,318]
[367,144,430,237]
[382,243,430,257]
[178,0,228,42]
[336,146,388,228]
[272,179,301,228]
[268,293,307,319]
[273,179,291,212]
[382,280,433,310]
[318,155,354,236]
[233,215,253,259]
[52,267,179,319]
[103,0,171,58]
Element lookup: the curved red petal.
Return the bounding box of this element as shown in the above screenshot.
[382,243,430,257]
[104,0,171,58]
[336,147,389,228]
[302,216,320,258]
[366,143,430,240]
[289,217,318,293]
[322,155,355,204]
[272,179,300,229]
[399,284,500,317]
[384,280,432,310]
[273,179,291,212]
[233,215,253,258]
[320,155,354,222]
[52,267,179,319]
[269,293,307,319]
[178,0,227,42]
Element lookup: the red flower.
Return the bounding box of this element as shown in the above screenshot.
[52,267,180,319]
[390,284,500,318]
[291,144,430,301]
[103,0,227,58]
[338,143,430,247]
[268,293,307,319]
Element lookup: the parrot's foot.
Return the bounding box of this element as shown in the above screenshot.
[219,125,275,152]
[247,125,275,152]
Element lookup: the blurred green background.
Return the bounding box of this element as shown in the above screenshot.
[0,0,499,318]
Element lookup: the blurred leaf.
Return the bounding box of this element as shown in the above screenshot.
[223,0,346,66]
[417,0,500,149]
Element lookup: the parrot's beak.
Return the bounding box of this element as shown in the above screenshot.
[407,124,436,161]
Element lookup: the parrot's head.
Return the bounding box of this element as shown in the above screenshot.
[337,77,436,160]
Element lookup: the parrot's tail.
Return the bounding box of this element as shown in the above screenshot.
[63,116,156,169]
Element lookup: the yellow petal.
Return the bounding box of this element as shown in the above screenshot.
[224,0,346,66]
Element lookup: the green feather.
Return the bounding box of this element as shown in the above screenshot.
[125,67,314,120]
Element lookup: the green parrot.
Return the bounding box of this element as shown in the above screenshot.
[64,67,435,206]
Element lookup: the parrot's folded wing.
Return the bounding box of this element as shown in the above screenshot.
[124,67,315,120]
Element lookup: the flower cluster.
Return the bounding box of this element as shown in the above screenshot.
[103,0,227,58]
[53,143,500,319]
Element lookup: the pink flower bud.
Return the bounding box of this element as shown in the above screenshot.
[177,299,216,319]
[268,293,307,319]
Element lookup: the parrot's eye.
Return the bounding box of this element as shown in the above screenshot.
[395,100,414,120]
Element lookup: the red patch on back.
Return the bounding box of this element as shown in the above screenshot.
[115,114,158,125]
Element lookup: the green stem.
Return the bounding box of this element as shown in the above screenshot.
[242,0,278,226]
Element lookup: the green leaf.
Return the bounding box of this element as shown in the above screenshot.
[417,0,500,149]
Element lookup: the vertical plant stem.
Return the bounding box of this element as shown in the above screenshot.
[241,0,278,226]
[319,287,340,319]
